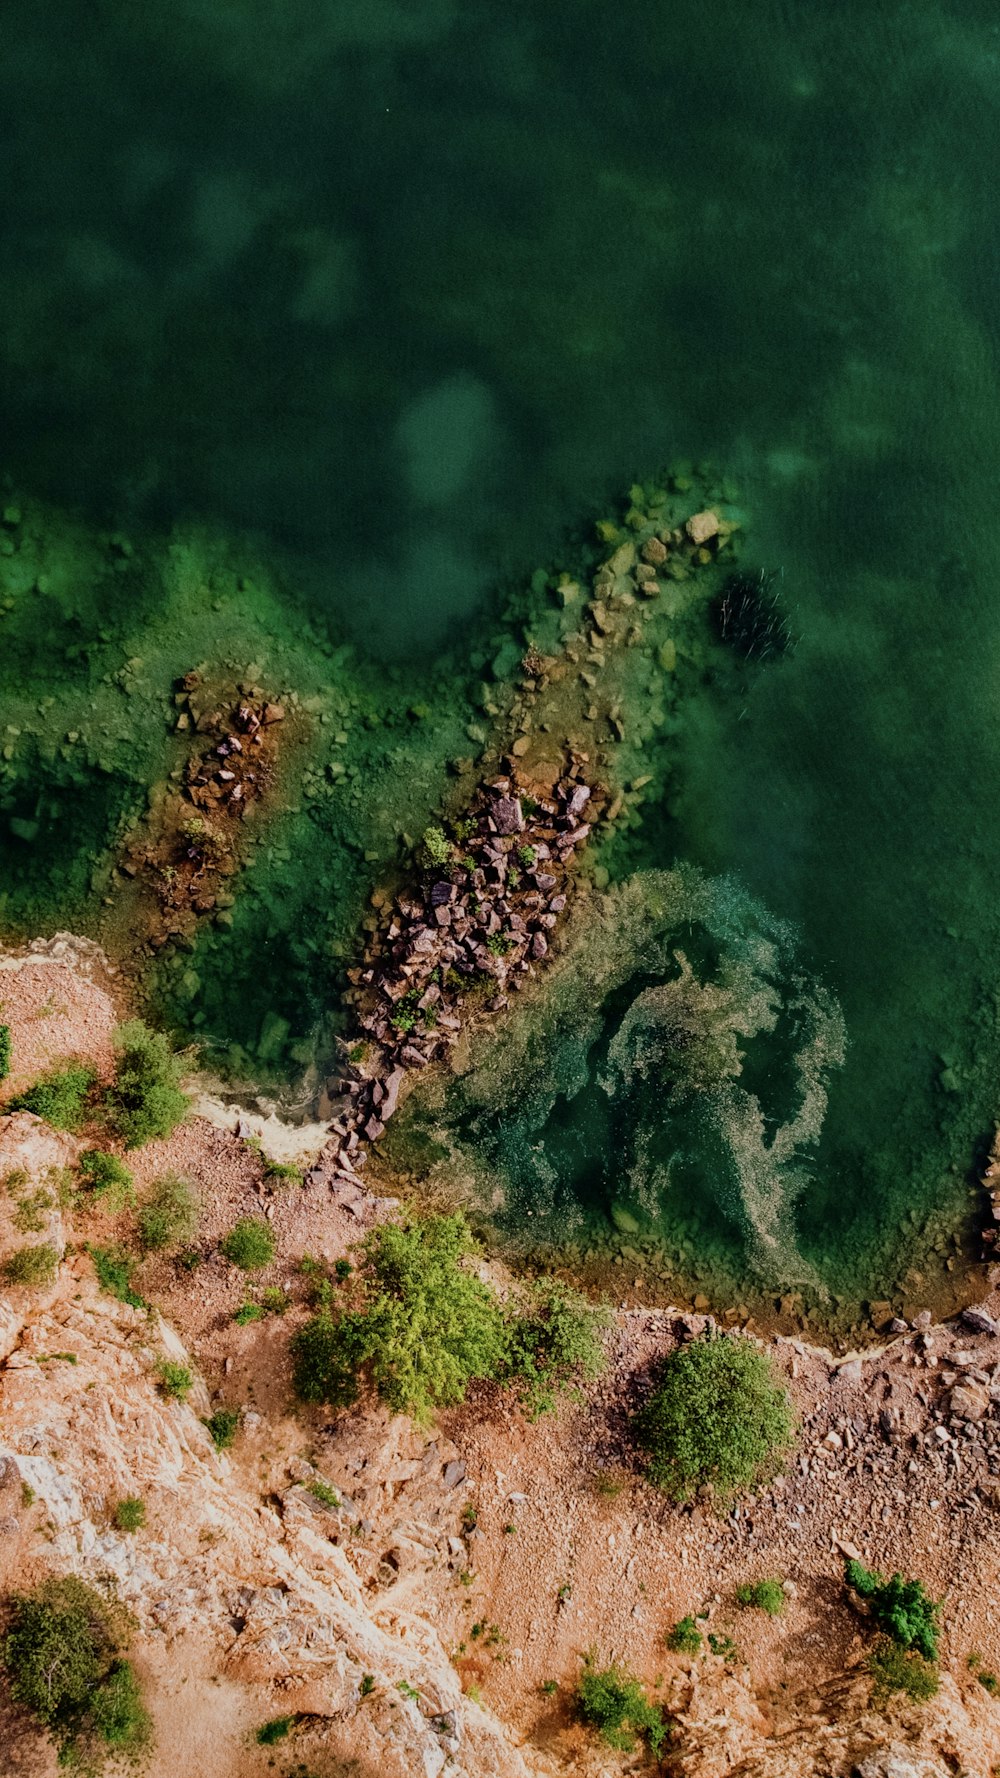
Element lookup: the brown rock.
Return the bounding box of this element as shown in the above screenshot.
[685,509,719,545]
[950,1381,990,1421]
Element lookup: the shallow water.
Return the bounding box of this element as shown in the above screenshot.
[3,1,1000,1303]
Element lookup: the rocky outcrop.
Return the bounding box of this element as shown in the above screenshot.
[0,1279,551,1778]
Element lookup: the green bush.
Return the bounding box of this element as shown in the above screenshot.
[0,1023,11,1081]
[867,1634,939,1704]
[291,1214,507,1424]
[503,1279,609,1418]
[844,1560,941,1660]
[420,824,451,870]
[3,1242,59,1286]
[736,1579,785,1616]
[2,1575,150,1763]
[88,1243,146,1309]
[138,1173,199,1251]
[78,1149,135,1212]
[113,1497,146,1533]
[104,1021,188,1148]
[666,1615,703,1655]
[12,1186,55,1234]
[256,1714,296,1744]
[205,1408,240,1450]
[633,1330,795,1504]
[156,1359,193,1401]
[306,1476,340,1508]
[221,1216,275,1271]
[577,1656,671,1757]
[6,1062,96,1131]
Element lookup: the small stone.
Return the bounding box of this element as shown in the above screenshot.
[951,1381,990,1421]
[685,510,719,546]
[641,536,667,565]
[442,1460,467,1489]
[962,1305,1000,1337]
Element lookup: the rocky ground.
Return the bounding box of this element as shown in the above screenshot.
[2,943,1000,1777]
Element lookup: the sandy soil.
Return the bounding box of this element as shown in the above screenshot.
[4,941,1000,1776]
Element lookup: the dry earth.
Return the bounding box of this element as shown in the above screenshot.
[2,940,1000,1778]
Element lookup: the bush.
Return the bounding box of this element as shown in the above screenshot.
[291,1214,507,1424]
[6,1062,96,1131]
[577,1656,671,1757]
[113,1497,146,1533]
[736,1579,785,1616]
[221,1216,275,1271]
[3,1242,59,1286]
[666,1616,703,1655]
[867,1635,939,1704]
[503,1279,609,1418]
[78,1149,135,1212]
[844,1560,941,1659]
[420,824,451,870]
[156,1359,193,1401]
[104,1021,188,1148]
[138,1173,199,1251]
[256,1715,295,1744]
[205,1408,240,1450]
[88,1243,146,1309]
[2,1575,150,1763]
[633,1330,795,1504]
[0,1023,10,1081]
[12,1187,54,1234]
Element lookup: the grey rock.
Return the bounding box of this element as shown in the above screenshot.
[441,1460,467,1489]
[962,1304,1000,1337]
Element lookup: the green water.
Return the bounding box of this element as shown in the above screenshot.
[3,0,1000,1302]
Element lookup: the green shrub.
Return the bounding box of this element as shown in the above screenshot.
[113,1497,146,1533]
[0,1023,11,1081]
[138,1173,199,1250]
[234,1301,264,1325]
[420,824,451,870]
[844,1560,941,1659]
[503,1279,609,1417]
[88,1243,146,1309]
[666,1615,703,1655]
[205,1408,240,1450]
[867,1634,939,1704]
[12,1186,55,1234]
[221,1216,275,1271]
[6,1062,96,1131]
[78,1149,135,1212]
[291,1213,507,1424]
[577,1656,671,1757]
[104,1021,188,1148]
[633,1331,795,1503]
[736,1579,785,1616]
[256,1714,295,1744]
[264,1158,303,1187]
[3,1242,59,1286]
[306,1477,340,1508]
[2,1575,150,1763]
[156,1359,193,1401]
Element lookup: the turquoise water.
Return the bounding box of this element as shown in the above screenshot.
[3,1,1000,1301]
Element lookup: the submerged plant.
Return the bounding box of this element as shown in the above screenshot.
[713,568,792,662]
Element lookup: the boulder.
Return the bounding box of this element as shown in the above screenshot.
[950,1381,990,1421]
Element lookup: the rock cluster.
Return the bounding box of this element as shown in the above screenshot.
[176,677,285,817]
[310,766,596,1192]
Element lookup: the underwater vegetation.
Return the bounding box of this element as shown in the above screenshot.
[712,569,793,663]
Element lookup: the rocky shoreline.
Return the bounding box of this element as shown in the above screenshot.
[307,764,600,1197]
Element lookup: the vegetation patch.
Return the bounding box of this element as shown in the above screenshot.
[88,1242,146,1309]
[0,1022,10,1080]
[867,1634,939,1704]
[104,1020,188,1148]
[205,1408,240,1450]
[633,1330,794,1503]
[6,1061,96,1131]
[221,1216,275,1271]
[576,1655,672,1758]
[155,1358,193,1401]
[1,1575,151,1765]
[78,1148,135,1212]
[138,1172,199,1250]
[844,1560,941,1660]
[256,1714,297,1744]
[666,1615,703,1655]
[291,1213,507,1424]
[735,1579,785,1616]
[3,1241,59,1286]
[502,1278,609,1418]
[113,1497,146,1533]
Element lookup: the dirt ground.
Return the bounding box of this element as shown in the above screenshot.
[4,941,1000,1776]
